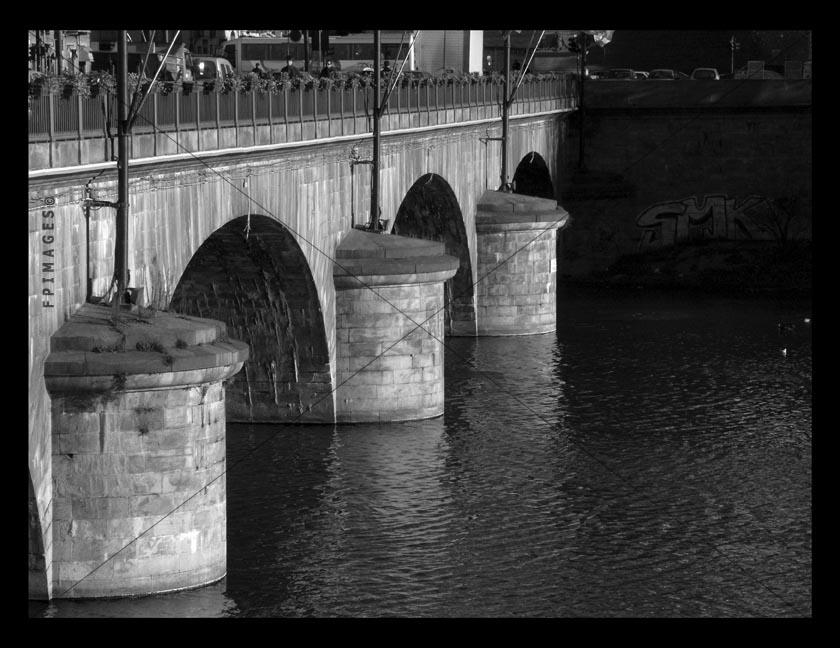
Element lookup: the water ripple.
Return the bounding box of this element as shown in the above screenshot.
[33,288,811,618]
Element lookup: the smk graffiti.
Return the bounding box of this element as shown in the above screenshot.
[636,195,776,250]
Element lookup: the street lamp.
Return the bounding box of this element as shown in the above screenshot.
[730,35,741,76]
[571,30,614,170]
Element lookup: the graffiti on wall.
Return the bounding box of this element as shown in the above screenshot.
[636,195,778,250]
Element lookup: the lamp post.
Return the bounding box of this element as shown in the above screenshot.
[575,30,614,170]
[729,36,740,76]
[55,30,63,74]
[577,31,586,170]
[370,29,381,230]
[500,31,511,191]
[115,30,130,303]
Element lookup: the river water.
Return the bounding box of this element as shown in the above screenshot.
[31,285,812,618]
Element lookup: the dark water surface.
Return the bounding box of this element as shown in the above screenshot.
[31,286,812,618]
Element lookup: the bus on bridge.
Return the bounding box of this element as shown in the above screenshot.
[220,31,414,75]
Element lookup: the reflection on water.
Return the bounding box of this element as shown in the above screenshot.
[30,286,811,618]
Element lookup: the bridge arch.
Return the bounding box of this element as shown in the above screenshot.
[170,214,334,423]
[393,173,475,336]
[513,151,555,200]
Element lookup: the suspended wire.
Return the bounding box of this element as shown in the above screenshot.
[510,30,546,103]
[127,30,181,130]
[381,30,420,113]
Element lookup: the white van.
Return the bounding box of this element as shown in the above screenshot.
[192,56,235,80]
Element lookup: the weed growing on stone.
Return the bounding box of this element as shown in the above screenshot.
[175,338,189,349]
[112,373,127,393]
[61,372,125,411]
[62,391,102,411]
[134,406,155,435]
[91,343,124,353]
[136,339,166,353]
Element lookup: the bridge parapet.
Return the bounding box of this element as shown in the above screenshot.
[28,76,576,171]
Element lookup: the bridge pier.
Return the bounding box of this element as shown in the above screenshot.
[42,304,247,599]
[474,190,569,336]
[333,230,459,423]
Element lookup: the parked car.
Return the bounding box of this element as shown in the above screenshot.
[732,66,784,80]
[633,70,649,79]
[192,56,234,80]
[649,68,678,80]
[605,68,635,80]
[691,67,720,80]
[341,61,374,75]
[585,65,607,79]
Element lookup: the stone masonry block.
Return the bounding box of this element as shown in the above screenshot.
[134,534,178,560]
[347,341,383,357]
[347,327,394,343]
[393,369,423,385]
[374,354,414,371]
[129,492,183,517]
[118,408,165,434]
[344,370,394,386]
[161,470,206,495]
[163,405,193,428]
[57,432,100,455]
[87,474,133,496]
[53,412,100,437]
[142,453,194,473]
[71,496,130,520]
[131,473,163,496]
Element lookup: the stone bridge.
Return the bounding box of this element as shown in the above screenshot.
[29,94,573,599]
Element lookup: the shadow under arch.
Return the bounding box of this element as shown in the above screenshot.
[513,151,555,200]
[170,215,334,424]
[393,173,475,336]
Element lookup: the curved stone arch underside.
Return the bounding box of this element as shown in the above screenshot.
[170,214,334,423]
[393,173,475,336]
[513,151,555,200]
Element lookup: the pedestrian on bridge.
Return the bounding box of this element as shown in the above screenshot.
[320,60,337,78]
[281,58,299,79]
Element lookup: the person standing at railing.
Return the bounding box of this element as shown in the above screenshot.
[252,62,270,79]
[280,58,300,79]
[320,60,337,79]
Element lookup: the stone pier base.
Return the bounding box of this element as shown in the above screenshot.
[333,230,459,423]
[475,190,569,336]
[42,304,247,599]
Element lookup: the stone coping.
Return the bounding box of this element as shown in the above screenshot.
[44,304,249,381]
[476,189,569,226]
[334,229,459,280]
[334,268,459,289]
[45,361,246,394]
[336,229,446,259]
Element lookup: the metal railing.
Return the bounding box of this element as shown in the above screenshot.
[28,74,577,169]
